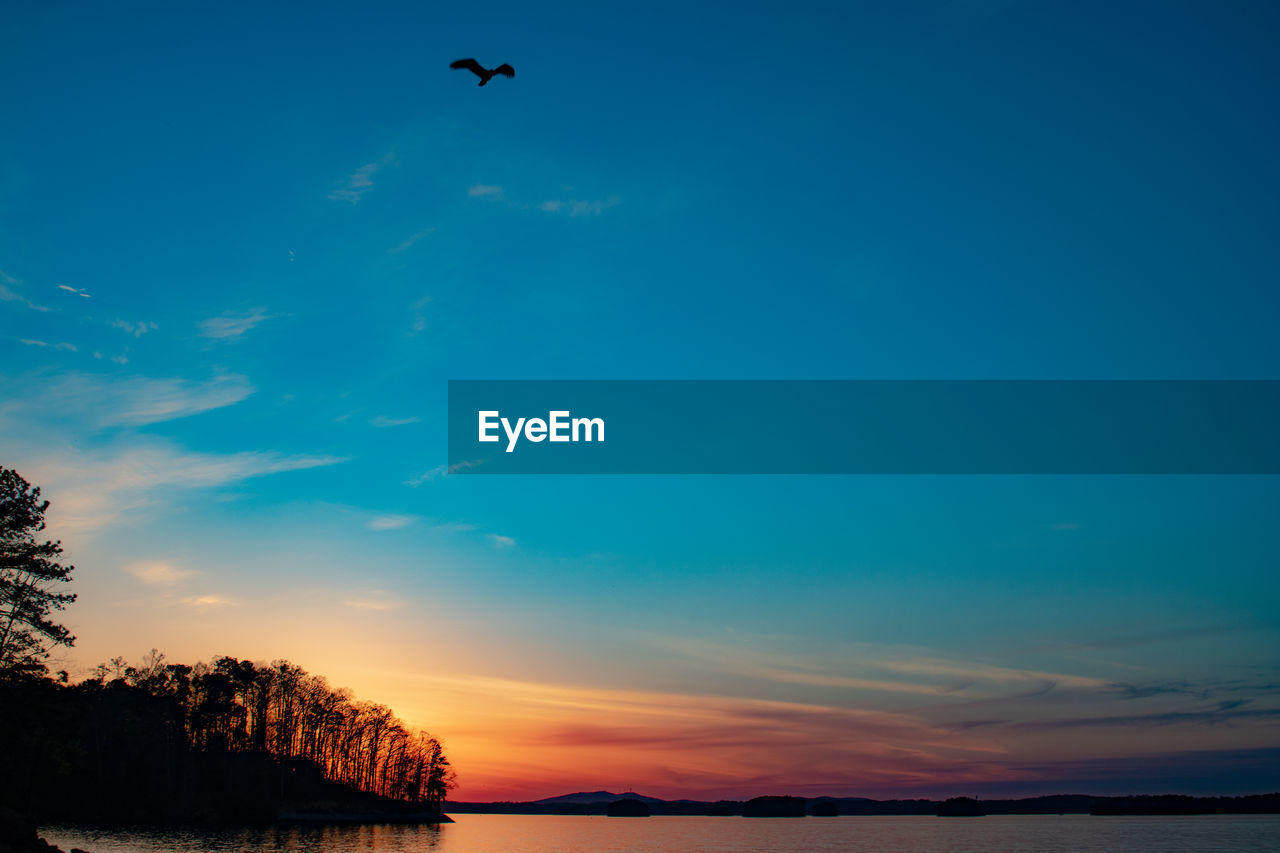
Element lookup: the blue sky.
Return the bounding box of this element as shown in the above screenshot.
[2,1,1278,799]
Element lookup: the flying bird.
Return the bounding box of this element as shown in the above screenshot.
[450,58,515,87]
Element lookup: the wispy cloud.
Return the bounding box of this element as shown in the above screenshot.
[637,634,944,697]
[1,271,51,311]
[112,319,159,338]
[1110,680,1207,700]
[11,441,345,534]
[406,465,446,486]
[370,415,420,428]
[198,308,270,340]
[470,185,619,217]
[400,670,1005,801]
[390,227,435,254]
[124,560,199,586]
[368,514,416,531]
[1037,624,1252,653]
[432,521,478,533]
[406,462,480,485]
[410,295,429,334]
[343,591,402,611]
[539,196,621,217]
[180,594,236,609]
[878,657,1105,691]
[0,371,344,536]
[487,533,516,549]
[17,338,77,351]
[330,154,395,203]
[57,284,92,298]
[396,649,1280,801]
[18,372,254,427]
[1009,707,1280,731]
[632,633,1111,709]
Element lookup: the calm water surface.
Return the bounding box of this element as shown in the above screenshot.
[44,814,1280,853]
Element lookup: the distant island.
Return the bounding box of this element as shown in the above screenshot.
[936,796,986,817]
[606,798,651,817]
[742,796,807,818]
[447,790,1280,817]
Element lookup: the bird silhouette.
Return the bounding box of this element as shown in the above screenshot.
[450,58,515,87]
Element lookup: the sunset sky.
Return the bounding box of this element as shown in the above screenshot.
[2,1,1279,801]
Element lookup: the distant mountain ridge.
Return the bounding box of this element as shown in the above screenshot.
[447,791,1280,817]
[531,790,666,805]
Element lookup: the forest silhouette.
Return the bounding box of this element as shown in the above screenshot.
[0,465,453,838]
[0,651,454,826]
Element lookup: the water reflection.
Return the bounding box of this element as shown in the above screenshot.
[45,814,1280,853]
[46,822,444,853]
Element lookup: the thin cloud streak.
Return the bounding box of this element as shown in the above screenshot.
[539,196,620,216]
[125,561,199,586]
[1,272,51,311]
[387,670,1009,801]
[370,415,420,428]
[390,228,435,254]
[410,295,429,334]
[635,632,1108,702]
[368,515,416,531]
[17,339,77,351]
[470,185,620,217]
[179,594,236,609]
[405,466,445,486]
[11,372,257,427]
[330,154,395,203]
[198,309,270,340]
[17,442,346,534]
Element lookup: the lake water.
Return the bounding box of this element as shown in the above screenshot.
[43,814,1280,853]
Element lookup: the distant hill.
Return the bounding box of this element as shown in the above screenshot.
[531,791,666,805]
[447,792,1280,817]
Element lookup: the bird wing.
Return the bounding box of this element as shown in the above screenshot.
[450,58,485,77]
[493,64,515,78]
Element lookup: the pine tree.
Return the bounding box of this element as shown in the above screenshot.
[0,466,76,679]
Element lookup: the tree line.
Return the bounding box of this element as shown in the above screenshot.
[93,650,454,807]
[1,464,454,824]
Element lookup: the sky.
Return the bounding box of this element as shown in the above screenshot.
[2,0,1279,801]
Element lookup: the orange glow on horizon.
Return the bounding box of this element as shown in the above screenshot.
[57,585,1279,803]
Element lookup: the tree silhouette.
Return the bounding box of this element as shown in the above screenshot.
[0,466,76,679]
[76,652,456,810]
